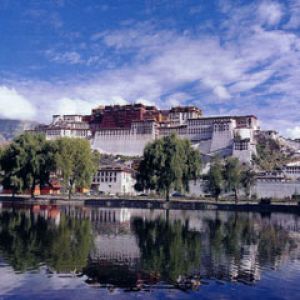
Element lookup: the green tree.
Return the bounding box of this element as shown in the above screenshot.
[182,139,201,192]
[224,157,242,203]
[207,157,224,201]
[54,138,99,199]
[0,143,24,195]
[253,134,288,171]
[241,166,256,199]
[0,133,57,197]
[135,134,201,201]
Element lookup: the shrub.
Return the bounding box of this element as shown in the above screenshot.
[259,197,272,205]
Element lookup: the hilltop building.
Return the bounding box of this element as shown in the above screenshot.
[33,114,91,140]
[32,103,259,164]
[90,104,258,163]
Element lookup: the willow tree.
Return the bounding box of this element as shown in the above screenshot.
[0,133,57,197]
[224,157,242,203]
[135,134,201,201]
[241,166,256,199]
[55,138,99,199]
[207,156,224,201]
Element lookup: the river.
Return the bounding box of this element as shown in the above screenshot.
[0,203,299,299]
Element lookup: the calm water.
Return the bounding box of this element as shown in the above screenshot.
[0,203,300,299]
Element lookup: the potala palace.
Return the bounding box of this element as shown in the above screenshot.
[33,103,259,164]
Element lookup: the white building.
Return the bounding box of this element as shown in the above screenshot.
[34,115,91,140]
[282,161,300,180]
[31,105,260,164]
[92,165,136,196]
[92,114,259,164]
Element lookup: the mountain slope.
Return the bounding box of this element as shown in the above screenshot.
[0,119,38,143]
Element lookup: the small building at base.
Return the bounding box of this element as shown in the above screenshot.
[92,165,136,196]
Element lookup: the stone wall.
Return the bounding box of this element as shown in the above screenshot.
[253,181,300,199]
[188,179,208,197]
[188,179,300,200]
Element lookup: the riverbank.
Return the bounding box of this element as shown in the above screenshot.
[0,194,299,213]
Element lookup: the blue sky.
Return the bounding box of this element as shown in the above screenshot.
[0,0,299,138]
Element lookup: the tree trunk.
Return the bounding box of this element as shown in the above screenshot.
[215,194,219,202]
[68,186,72,200]
[30,178,36,199]
[165,208,170,223]
[165,187,170,202]
[234,188,239,204]
[248,185,252,200]
[68,180,74,200]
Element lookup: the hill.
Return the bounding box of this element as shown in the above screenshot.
[253,132,300,171]
[0,119,38,143]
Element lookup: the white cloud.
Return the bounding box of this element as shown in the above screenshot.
[49,96,130,117]
[285,0,300,29]
[135,98,156,107]
[286,126,300,139]
[12,20,300,136]
[52,98,96,115]
[0,86,36,120]
[164,92,191,107]
[3,3,300,137]
[45,50,82,65]
[258,1,284,26]
[213,85,231,100]
[229,69,274,94]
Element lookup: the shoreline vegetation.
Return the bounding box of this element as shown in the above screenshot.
[1,133,299,203]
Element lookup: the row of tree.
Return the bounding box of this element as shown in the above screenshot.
[0,132,253,202]
[135,134,255,202]
[0,133,99,198]
[207,156,255,202]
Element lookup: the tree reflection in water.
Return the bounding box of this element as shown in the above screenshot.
[0,209,93,273]
[0,207,298,292]
[132,211,296,287]
[132,216,201,285]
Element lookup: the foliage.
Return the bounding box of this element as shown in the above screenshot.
[0,133,57,196]
[135,134,201,201]
[0,134,99,198]
[55,138,100,199]
[240,166,256,198]
[207,156,224,201]
[224,157,242,202]
[253,135,289,171]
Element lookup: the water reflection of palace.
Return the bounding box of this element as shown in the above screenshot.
[0,203,300,289]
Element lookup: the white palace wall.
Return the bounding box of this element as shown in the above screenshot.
[92,131,155,156]
[91,117,256,163]
[210,124,234,153]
